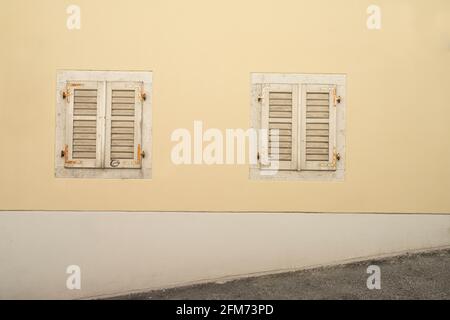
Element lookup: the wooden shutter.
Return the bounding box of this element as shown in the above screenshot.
[104,82,143,169]
[64,81,105,168]
[260,84,298,171]
[300,84,337,171]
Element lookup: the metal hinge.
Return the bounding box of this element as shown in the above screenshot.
[332,88,341,106]
[62,145,81,165]
[62,88,72,103]
[139,85,147,102]
[136,144,145,165]
[331,149,341,168]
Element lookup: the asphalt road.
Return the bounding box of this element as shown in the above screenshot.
[111,249,450,300]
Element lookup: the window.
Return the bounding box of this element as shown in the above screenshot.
[250,73,346,181]
[55,71,152,179]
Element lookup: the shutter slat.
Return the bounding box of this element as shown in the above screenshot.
[269,123,292,130]
[269,154,292,161]
[74,109,97,116]
[269,142,292,148]
[112,109,135,116]
[112,104,135,110]
[269,93,292,99]
[74,97,97,104]
[306,136,329,142]
[111,139,134,145]
[73,140,96,146]
[111,121,135,128]
[269,99,292,106]
[111,152,134,159]
[73,146,97,152]
[269,135,292,142]
[306,123,329,130]
[269,105,292,112]
[307,154,329,161]
[111,133,134,140]
[74,90,97,97]
[307,93,329,100]
[73,127,96,133]
[306,100,329,106]
[112,127,134,134]
[112,90,136,98]
[306,148,329,155]
[306,112,329,119]
[112,97,135,104]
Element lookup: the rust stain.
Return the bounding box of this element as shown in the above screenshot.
[64,145,81,165]
[332,87,341,106]
[139,84,147,103]
[62,88,72,103]
[136,144,142,164]
[64,145,69,163]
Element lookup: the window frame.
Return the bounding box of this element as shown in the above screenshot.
[55,70,152,179]
[250,73,346,181]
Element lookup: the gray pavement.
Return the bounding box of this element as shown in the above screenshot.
[111,249,450,300]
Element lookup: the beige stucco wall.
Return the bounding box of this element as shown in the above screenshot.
[0,0,449,213]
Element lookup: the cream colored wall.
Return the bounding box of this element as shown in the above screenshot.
[1,0,450,213]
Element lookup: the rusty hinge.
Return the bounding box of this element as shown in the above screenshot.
[62,88,72,103]
[63,145,68,160]
[139,86,147,102]
[332,88,341,106]
[331,149,341,168]
[136,144,145,164]
[62,145,80,165]
[257,152,260,161]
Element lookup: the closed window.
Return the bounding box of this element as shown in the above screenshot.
[251,73,346,181]
[55,71,152,179]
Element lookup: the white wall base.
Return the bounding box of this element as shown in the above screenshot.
[0,212,449,300]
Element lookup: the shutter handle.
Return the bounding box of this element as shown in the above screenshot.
[61,150,65,158]
[336,153,341,161]
[141,151,146,159]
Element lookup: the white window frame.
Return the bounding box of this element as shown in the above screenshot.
[55,70,152,179]
[250,73,346,181]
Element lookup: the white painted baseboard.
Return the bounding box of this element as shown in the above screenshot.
[0,212,449,299]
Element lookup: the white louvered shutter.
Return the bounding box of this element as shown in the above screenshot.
[301,84,337,171]
[104,82,143,169]
[260,84,298,171]
[64,81,105,168]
